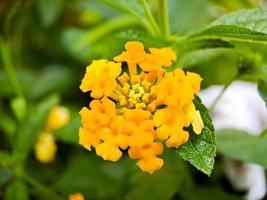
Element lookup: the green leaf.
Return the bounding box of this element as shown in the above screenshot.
[177,96,216,176]
[178,49,227,68]
[62,16,138,62]
[36,0,64,27]
[10,96,27,121]
[53,110,80,145]
[124,151,183,200]
[12,94,59,164]
[258,80,267,106]
[211,9,267,34]
[29,66,74,99]
[189,25,267,44]
[217,129,267,168]
[0,167,13,185]
[176,38,234,53]
[99,0,146,22]
[54,151,125,199]
[4,179,29,200]
[181,185,242,200]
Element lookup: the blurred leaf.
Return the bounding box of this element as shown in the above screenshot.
[181,185,242,200]
[176,39,234,53]
[178,97,216,176]
[4,179,29,200]
[189,25,267,44]
[0,167,13,185]
[178,49,227,68]
[36,0,63,27]
[118,29,168,47]
[12,94,59,164]
[124,151,183,200]
[217,129,267,168]
[0,112,16,137]
[10,96,27,121]
[29,66,74,99]
[212,9,267,34]
[99,0,146,21]
[54,151,125,199]
[62,16,138,62]
[258,80,267,106]
[54,111,80,144]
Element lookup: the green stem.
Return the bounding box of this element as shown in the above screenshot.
[0,38,23,97]
[23,174,65,200]
[140,0,161,36]
[159,0,170,39]
[210,75,238,112]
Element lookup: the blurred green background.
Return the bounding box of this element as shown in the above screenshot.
[0,0,267,199]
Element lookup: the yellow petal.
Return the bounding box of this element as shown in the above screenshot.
[191,110,204,134]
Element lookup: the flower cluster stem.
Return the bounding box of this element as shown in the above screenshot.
[159,0,170,39]
[23,174,65,200]
[141,0,161,36]
[0,38,23,97]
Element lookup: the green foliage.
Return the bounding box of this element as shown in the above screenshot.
[54,152,126,199]
[125,151,183,200]
[36,0,64,27]
[217,129,267,168]
[178,97,216,176]
[4,179,29,200]
[189,25,267,44]
[211,9,267,34]
[12,95,59,164]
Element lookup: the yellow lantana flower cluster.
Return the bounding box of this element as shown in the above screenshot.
[35,106,69,163]
[79,41,204,174]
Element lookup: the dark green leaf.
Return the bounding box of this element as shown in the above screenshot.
[181,185,242,200]
[124,151,183,200]
[0,167,13,185]
[12,95,59,164]
[217,129,267,168]
[212,9,267,34]
[4,179,29,200]
[54,151,125,199]
[258,80,267,106]
[189,25,267,44]
[29,66,74,99]
[178,97,216,176]
[175,38,234,53]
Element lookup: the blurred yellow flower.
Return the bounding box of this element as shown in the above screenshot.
[34,132,57,163]
[69,193,85,200]
[35,106,70,163]
[47,106,70,130]
[79,41,204,174]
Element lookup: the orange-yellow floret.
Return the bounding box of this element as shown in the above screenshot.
[69,193,85,200]
[79,41,204,174]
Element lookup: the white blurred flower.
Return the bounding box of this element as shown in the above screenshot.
[200,81,267,200]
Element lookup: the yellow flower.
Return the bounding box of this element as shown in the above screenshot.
[79,41,204,174]
[139,47,176,72]
[47,106,70,130]
[69,193,85,200]
[80,60,121,98]
[35,106,69,163]
[34,132,57,164]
